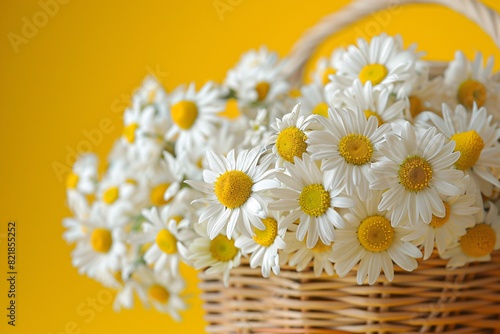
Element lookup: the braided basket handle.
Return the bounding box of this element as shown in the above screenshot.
[284,0,500,85]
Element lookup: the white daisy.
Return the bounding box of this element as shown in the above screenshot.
[281,223,335,277]
[204,119,243,157]
[66,154,99,195]
[311,48,344,86]
[186,146,278,239]
[442,202,500,269]
[225,46,289,108]
[166,82,224,155]
[269,153,354,248]
[174,149,205,183]
[175,121,243,184]
[93,257,134,290]
[161,151,187,201]
[265,103,312,166]
[189,224,242,286]
[131,75,168,111]
[307,107,391,200]
[328,34,420,93]
[444,51,500,118]
[67,191,94,222]
[106,139,128,166]
[112,262,148,311]
[242,108,273,149]
[340,80,407,126]
[417,103,500,197]
[97,160,144,219]
[371,122,465,226]
[402,191,479,260]
[134,267,187,321]
[298,83,330,118]
[332,191,422,285]
[113,276,136,311]
[145,152,187,207]
[122,102,167,166]
[162,187,200,229]
[63,199,91,243]
[66,154,99,215]
[268,94,300,125]
[397,62,444,119]
[235,210,286,277]
[71,204,127,278]
[130,206,194,275]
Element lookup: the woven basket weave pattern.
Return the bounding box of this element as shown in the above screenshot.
[201,253,500,333]
[200,0,500,332]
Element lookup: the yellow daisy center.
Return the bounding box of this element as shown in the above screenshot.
[363,110,384,127]
[253,217,278,247]
[359,64,388,85]
[219,98,240,119]
[86,194,95,204]
[210,235,239,262]
[66,172,79,189]
[358,215,394,252]
[103,187,119,204]
[91,228,113,253]
[299,184,330,217]
[312,102,329,118]
[156,229,177,254]
[196,157,204,169]
[255,81,270,101]
[460,223,496,258]
[147,89,156,104]
[408,96,425,118]
[171,100,198,130]
[398,156,433,192]
[123,123,139,143]
[214,171,253,209]
[429,202,451,228]
[276,127,308,163]
[148,284,170,304]
[338,134,373,165]
[311,239,332,253]
[126,178,138,186]
[322,67,337,85]
[113,271,124,286]
[458,80,487,109]
[150,183,171,206]
[289,88,302,98]
[450,130,484,171]
[169,215,184,225]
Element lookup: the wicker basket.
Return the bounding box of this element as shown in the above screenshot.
[201,253,500,333]
[200,0,500,332]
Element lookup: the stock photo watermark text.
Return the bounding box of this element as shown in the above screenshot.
[7,0,71,54]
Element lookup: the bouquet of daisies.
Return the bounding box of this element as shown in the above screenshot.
[63,33,500,321]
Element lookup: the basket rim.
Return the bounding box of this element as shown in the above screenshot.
[199,250,500,283]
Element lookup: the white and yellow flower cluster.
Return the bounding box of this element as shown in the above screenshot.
[64,34,500,320]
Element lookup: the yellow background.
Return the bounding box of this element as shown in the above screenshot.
[1,0,500,333]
